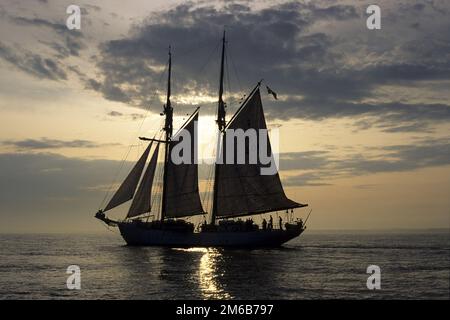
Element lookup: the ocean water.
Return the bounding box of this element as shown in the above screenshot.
[0,230,448,300]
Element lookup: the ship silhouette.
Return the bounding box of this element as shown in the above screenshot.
[95,31,309,247]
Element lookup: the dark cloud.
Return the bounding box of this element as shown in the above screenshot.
[378,141,450,170]
[1,1,449,135]
[312,3,359,20]
[101,83,130,103]
[412,3,426,12]
[91,2,359,108]
[39,40,73,59]
[9,15,85,57]
[0,42,67,80]
[364,62,450,83]
[0,152,126,218]
[11,16,73,34]
[377,122,433,133]
[284,172,333,187]
[2,138,119,150]
[270,98,450,133]
[282,138,450,186]
[86,78,102,91]
[86,0,450,133]
[66,64,84,77]
[85,78,131,104]
[106,111,145,120]
[279,151,331,171]
[107,111,123,117]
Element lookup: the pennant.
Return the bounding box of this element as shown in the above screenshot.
[266,85,278,100]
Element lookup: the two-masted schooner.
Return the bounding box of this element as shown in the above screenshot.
[95,32,308,247]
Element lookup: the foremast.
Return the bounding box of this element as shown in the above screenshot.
[96,46,204,226]
[161,46,173,222]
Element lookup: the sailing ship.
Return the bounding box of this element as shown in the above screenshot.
[95,32,308,247]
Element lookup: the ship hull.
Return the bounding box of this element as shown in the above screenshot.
[118,222,304,248]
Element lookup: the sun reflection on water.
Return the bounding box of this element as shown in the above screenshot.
[174,247,232,299]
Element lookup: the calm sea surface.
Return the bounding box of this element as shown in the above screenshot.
[0,230,448,300]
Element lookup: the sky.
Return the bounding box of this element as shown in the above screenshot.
[0,0,449,233]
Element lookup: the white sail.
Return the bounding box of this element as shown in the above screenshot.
[104,142,152,212]
[127,143,160,218]
[214,89,305,218]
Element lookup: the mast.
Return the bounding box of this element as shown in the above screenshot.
[161,46,173,222]
[217,30,226,131]
[211,31,226,225]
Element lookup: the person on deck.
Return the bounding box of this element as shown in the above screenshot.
[262,219,267,230]
[269,216,273,230]
[279,216,283,230]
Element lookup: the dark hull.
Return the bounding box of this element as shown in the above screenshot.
[118,222,304,248]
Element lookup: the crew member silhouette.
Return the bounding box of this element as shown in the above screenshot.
[262,219,267,230]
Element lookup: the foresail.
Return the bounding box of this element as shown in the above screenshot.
[215,89,305,218]
[127,143,160,218]
[104,142,153,212]
[164,111,204,217]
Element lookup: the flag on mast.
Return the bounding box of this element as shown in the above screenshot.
[266,85,278,100]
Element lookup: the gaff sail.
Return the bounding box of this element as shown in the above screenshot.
[214,89,306,218]
[164,110,204,218]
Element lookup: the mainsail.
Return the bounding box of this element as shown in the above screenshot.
[164,110,204,217]
[214,88,305,218]
[104,142,152,212]
[127,143,160,218]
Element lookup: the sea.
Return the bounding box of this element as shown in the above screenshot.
[0,230,448,300]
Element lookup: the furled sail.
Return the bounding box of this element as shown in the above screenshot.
[127,143,160,218]
[214,89,306,218]
[104,142,153,212]
[164,110,204,217]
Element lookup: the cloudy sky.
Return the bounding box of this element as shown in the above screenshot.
[0,0,449,232]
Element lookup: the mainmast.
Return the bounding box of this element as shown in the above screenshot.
[210,31,226,225]
[161,46,173,222]
[217,30,226,131]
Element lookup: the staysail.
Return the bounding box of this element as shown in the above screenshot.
[104,142,152,212]
[127,143,160,218]
[214,88,305,218]
[163,110,204,217]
